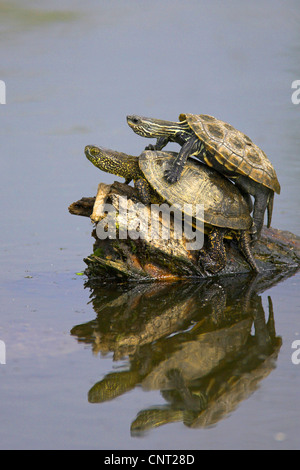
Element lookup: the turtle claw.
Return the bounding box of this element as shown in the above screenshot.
[164,168,180,184]
[198,248,226,276]
[198,252,214,277]
[145,144,156,151]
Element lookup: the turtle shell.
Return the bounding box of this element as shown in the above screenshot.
[138,151,252,231]
[179,113,280,194]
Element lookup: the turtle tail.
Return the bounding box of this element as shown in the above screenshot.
[240,231,259,272]
[267,192,274,228]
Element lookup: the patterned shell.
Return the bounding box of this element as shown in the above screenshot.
[179,113,280,194]
[139,150,252,230]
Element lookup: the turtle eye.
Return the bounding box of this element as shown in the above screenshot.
[129,116,140,125]
[92,147,100,155]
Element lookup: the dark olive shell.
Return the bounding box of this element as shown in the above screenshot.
[139,151,252,230]
[179,113,280,194]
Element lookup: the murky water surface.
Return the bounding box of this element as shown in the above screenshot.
[0,0,299,449]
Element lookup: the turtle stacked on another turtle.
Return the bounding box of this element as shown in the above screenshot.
[85,145,259,274]
[127,113,280,240]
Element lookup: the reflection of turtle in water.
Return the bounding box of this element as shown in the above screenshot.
[130,297,281,435]
[127,113,280,240]
[85,145,258,273]
[82,282,208,403]
[70,272,287,433]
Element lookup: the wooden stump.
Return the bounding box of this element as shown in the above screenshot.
[69,181,300,282]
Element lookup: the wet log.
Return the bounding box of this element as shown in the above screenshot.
[68,181,300,282]
[68,197,95,217]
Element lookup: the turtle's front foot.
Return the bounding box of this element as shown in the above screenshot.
[164,167,181,184]
[146,136,169,152]
[145,144,156,151]
[198,250,226,275]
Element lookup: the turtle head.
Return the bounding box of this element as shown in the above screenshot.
[85,145,125,174]
[127,115,181,138]
[84,145,139,180]
[85,145,104,167]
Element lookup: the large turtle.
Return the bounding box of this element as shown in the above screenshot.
[126,114,281,240]
[85,145,258,273]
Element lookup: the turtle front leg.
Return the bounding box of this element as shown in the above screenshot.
[164,135,199,184]
[198,228,227,274]
[134,177,152,205]
[145,136,170,151]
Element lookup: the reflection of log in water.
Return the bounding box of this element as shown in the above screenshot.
[70,270,295,433]
[69,182,300,281]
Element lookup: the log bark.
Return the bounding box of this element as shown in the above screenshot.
[68,181,300,282]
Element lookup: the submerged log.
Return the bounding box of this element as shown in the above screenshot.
[68,181,300,281]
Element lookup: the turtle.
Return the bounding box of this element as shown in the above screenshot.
[85,145,259,274]
[126,114,281,240]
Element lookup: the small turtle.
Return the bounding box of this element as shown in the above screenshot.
[127,114,281,240]
[85,145,258,274]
